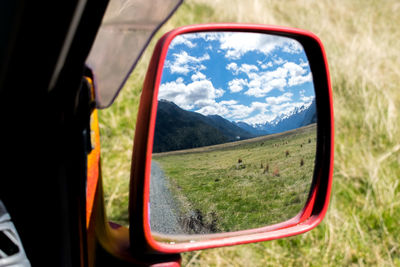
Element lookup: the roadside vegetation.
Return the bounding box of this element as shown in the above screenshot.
[99,0,400,266]
[153,124,316,234]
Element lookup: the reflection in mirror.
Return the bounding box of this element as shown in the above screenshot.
[149,32,317,240]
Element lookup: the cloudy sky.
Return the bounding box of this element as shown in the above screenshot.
[158,32,315,126]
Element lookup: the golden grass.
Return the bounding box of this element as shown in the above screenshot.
[99,0,400,265]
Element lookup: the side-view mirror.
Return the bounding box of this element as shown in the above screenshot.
[130,24,333,255]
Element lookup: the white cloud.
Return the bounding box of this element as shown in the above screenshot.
[195,103,228,117]
[260,61,273,69]
[193,32,221,42]
[273,57,286,65]
[191,72,206,81]
[300,95,315,102]
[228,78,248,93]
[226,63,259,76]
[299,89,315,103]
[170,35,197,48]
[282,40,303,54]
[251,101,269,112]
[218,32,303,59]
[284,62,306,76]
[166,51,210,75]
[244,66,288,97]
[166,63,189,75]
[269,78,287,88]
[168,32,222,48]
[239,64,259,75]
[197,100,275,124]
[241,62,312,97]
[196,102,254,120]
[240,101,274,125]
[159,76,224,110]
[226,62,238,73]
[220,100,237,105]
[283,62,313,86]
[229,104,254,119]
[265,92,293,105]
[288,72,313,86]
[299,58,310,68]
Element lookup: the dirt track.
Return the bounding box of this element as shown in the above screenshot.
[149,161,183,235]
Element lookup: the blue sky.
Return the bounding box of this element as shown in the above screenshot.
[158,32,315,126]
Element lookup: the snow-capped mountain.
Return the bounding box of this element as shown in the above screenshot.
[237,99,317,134]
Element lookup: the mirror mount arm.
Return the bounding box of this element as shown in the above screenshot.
[128,37,170,255]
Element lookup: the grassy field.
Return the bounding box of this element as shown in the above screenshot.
[99,0,400,266]
[153,124,316,234]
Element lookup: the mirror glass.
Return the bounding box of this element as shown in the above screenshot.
[149,32,317,240]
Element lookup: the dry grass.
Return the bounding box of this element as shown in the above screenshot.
[99,0,400,265]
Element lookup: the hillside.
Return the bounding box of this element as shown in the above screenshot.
[153,100,254,152]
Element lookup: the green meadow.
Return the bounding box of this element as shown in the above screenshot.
[99,0,400,266]
[153,124,316,234]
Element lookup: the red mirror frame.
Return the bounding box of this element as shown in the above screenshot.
[129,24,334,255]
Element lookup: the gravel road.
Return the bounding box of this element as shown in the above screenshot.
[149,161,183,235]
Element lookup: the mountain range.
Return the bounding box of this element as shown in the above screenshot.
[236,98,317,135]
[153,99,316,153]
[153,100,254,153]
